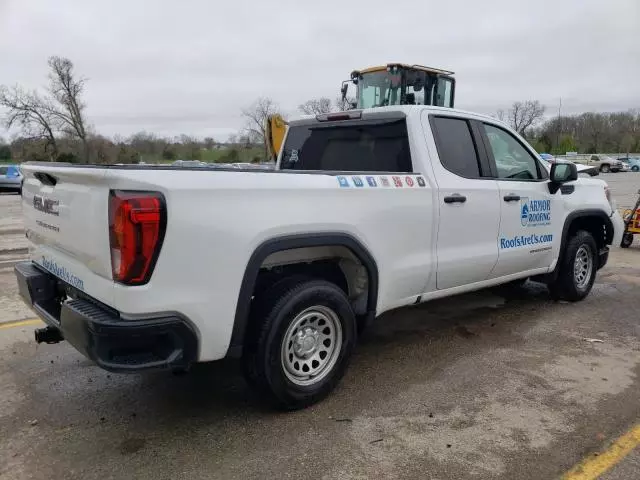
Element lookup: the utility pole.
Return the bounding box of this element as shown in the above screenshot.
[555,97,562,152]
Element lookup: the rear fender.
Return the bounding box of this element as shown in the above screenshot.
[227,233,379,357]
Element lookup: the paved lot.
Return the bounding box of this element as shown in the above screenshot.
[0,174,639,480]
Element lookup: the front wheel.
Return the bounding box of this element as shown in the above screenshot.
[621,233,634,248]
[243,278,356,410]
[547,230,597,302]
[600,164,610,173]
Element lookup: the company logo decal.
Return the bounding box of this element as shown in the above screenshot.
[40,257,84,290]
[500,234,553,249]
[520,197,551,226]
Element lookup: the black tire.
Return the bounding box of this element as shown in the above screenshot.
[621,233,634,248]
[243,277,356,410]
[632,166,639,172]
[600,164,610,173]
[547,230,598,302]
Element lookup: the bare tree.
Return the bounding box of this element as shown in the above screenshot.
[335,95,357,111]
[506,100,545,137]
[241,97,283,155]
[45,56,89,160]
[298,97,333,115]
[204,137,215,150]
[0,85,59,160]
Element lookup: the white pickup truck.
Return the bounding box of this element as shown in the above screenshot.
[15,106,624,409]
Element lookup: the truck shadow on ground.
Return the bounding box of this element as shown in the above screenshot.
[125,280,554,416]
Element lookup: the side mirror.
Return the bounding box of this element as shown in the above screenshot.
[549,162,578,193]
[340,82,349,102]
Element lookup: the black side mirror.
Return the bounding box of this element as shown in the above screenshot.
[340,82,349,101]
[549,162,578,193]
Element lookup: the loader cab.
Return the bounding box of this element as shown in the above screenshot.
[341,64,455,110]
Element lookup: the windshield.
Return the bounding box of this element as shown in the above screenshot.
[358,71,403,109]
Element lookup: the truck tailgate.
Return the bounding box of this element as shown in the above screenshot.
[21,164,115,304]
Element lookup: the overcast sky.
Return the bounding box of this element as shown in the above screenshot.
[1,0,639,141]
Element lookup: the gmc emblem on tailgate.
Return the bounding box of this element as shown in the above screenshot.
[33,195,60,216]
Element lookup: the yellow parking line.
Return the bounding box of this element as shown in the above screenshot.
[562,424,640,480]
[0,318,42,330]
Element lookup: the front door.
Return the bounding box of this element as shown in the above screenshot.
[479,122,563,278]
[426,114,501,290]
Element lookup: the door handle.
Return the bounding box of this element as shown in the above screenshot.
[444,194,467,204]
[503,194,521,202]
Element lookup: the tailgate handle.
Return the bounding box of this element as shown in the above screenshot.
[34,172,58,187]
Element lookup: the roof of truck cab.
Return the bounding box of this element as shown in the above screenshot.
[289,105,507,128]
[358,64,455,76]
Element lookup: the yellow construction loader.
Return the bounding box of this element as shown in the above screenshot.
[265,63,456,161]
[341,63,455,109]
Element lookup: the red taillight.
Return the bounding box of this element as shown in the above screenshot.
[109,191,166,285]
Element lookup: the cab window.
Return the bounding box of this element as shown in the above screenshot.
[281,118,412,172]
[430,116,481,178]
[483,124,544,180]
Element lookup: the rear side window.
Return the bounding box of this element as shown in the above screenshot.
[280,119,412,172]
[430,116,481,178]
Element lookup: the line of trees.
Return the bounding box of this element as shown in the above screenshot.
[495,101,640,155]
[2,57,639,164]
[532,111,640,154]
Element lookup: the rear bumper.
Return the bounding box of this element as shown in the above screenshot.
[14,261,198,373]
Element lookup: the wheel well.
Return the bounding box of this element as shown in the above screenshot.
[566,215,610,251]
[254,246,370,315]
[228,235,379,357]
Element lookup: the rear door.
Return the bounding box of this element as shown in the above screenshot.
[426,114,501,290]
[478,122,562,278]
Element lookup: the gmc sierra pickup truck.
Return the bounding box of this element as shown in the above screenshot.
[15,106,624,409]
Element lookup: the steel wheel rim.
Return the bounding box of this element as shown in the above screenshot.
[281,305,343,386]
[574,245,593,290]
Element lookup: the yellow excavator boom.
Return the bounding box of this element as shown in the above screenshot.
[265,114,288,162]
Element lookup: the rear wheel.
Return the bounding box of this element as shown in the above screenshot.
[621,233,634,248]
[632,166,639,172]
[600,164,610,173]
[547,230,597,302]
[243,277,356,410]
